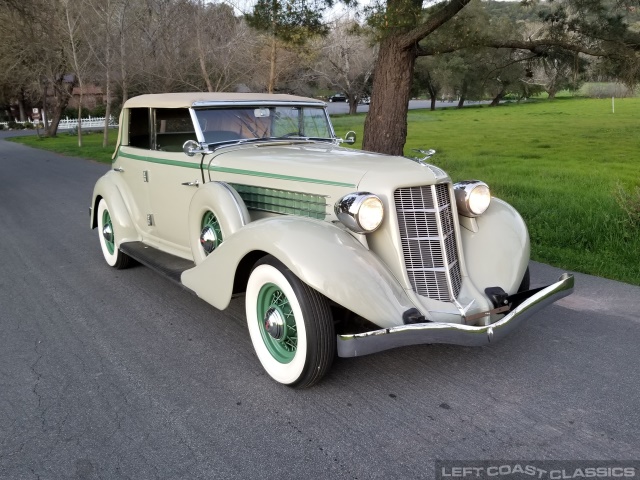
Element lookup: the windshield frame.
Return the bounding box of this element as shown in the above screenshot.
[189,102,336,146]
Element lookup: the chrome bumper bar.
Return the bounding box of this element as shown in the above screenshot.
[336,273,574,358]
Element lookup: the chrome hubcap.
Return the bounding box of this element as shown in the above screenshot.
[200,226,218,254]
[102,223,114,243]
[264,307,285,340]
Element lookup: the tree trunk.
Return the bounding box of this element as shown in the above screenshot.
[18,91,27,121]
[490,86,506,106]
[119,3,128,104]
[268,35,277,93]
[103,21,112,148]
[348,98,358,115]
[196,2,214,93]
[77,91,83,147]
[362,38,416,155]
[46,78,73,137]
[426,76,437,111]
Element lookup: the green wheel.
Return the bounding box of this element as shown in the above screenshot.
[246,256,335,388]
[200,210,223,256]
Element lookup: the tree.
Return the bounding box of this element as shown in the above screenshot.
[413,56,444,110]
[190,2,256,92]
[246,0,329,92]
[361,0,640,155]
[0,0,81,136]
[312,21,376,114]
[62,0,93,146]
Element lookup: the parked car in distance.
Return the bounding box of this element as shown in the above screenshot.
[328,93,347,102]
[91,92,574,388]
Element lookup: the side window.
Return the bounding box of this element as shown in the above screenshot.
[154,108,196,152]
[128,108,150,149]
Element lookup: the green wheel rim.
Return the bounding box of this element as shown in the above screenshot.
[201,211,223,253]
[257,283,297,363]
[102,209,115,255]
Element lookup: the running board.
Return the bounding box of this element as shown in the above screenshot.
[119,242,195,285]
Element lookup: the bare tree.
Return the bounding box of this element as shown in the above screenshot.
[313,21,377,114]
[62,0,93,146]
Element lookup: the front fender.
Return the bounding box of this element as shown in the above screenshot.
[188,181,250,264]
[181,217,417,328]
[90,171,139,245]
[459,197,530,295]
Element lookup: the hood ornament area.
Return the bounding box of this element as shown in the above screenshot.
[410,148,436,164]
[408,148,447,179]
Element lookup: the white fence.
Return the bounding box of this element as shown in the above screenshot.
[0,116,118,130]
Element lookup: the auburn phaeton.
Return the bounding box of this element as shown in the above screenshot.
[91,92,574,387]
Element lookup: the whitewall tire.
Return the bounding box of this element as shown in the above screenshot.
[245,256,335,388]
[97,199,132,269]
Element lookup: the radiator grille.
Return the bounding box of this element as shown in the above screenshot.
[395,184,462,301]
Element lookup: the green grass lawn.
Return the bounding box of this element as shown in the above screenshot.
[7,98,640,285]
[8,130,117,164]
[332,97,640,285]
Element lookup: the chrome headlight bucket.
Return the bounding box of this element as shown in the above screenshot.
[335,192,384,233]
[454,180,491,217]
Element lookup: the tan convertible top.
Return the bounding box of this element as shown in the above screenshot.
[123,92,325,109]
[112,92,327,159]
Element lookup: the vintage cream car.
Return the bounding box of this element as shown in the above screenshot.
[91,92,574,388]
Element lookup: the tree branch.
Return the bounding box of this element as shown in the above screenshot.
[398,0,473,50]
[417,38,612,58]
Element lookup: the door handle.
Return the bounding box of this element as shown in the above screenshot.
[113,167,124,172]
[181,180,200,187]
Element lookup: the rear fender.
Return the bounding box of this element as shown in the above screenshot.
[181,217,416,328]
[90,172,139,245]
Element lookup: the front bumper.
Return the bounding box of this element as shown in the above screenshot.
[336,273,574,358]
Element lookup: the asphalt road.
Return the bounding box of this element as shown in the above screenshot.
[1,135,639,479]
[325,99,491,115]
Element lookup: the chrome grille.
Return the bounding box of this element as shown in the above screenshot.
[395,184,462,301]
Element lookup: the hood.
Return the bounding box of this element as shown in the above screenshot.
[209,141,445,191]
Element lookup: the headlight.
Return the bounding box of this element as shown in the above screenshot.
[335,192,384,233]
[453,181,491,217]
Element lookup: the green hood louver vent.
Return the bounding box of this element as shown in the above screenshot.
[231,184,327,220]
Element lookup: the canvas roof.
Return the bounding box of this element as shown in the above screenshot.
[123,92,325,109]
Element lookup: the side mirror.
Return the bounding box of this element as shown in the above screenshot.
[183,140,200,157]
[344,131,356,145]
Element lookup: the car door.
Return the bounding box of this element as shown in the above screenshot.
[115,107,153,237]
[145,107,202,258]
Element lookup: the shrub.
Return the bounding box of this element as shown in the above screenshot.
[24,122,34,129]
[7,121,18,129]
[0,124,4,130]
[614,181,640,230]
[91,104,107,117]
[583,83,634,98]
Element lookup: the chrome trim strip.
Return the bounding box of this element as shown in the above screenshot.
[431,185,456,301]
[188,108,205,143]
[336,273,575,357]
[191,101,325,108]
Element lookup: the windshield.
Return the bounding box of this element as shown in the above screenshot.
[194,106,333,144]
